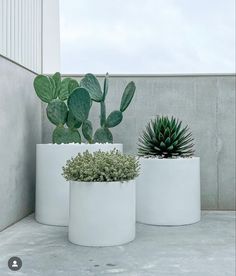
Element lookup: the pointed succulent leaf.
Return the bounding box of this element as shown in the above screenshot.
[93,127,113,143]
[66,111,82,129]
[120,81,136,112]
[46,99,68,126]
[52,72,61,98]
[53,126,81,144]
[106,110,123,128]
[80,73,103,102]
[33,75,55,103]
[82,120,93,143]
[59,77,71,101]
[68,88,91,122]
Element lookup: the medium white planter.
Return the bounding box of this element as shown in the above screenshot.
[69,180,136,246]
[35,143,123,226]
[136,157,200,226]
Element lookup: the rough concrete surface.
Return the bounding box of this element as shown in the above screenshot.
[0,211,235,276]
[42,75,236,210]
[0,56,42,230]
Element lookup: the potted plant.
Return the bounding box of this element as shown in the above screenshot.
[136,116,200,225]
[62,150,140,246]
[34,72,136,226]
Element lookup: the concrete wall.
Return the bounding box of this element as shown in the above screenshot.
[42,74,236,210]
[0,55,41,231]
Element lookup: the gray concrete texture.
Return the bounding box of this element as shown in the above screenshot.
[0,212,235,275]
[42,75,236,210]
[0,56,41,231]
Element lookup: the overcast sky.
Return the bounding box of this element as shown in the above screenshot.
[60,0,235,74]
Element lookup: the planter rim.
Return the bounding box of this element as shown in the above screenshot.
[139,156,200,161]
[37,143,122,147]
[70,179,135,185]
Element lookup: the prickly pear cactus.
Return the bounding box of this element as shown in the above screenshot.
[33,72,83,144]
[81,73,136,143]
[34,71,136,144]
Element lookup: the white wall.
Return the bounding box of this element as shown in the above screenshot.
[0,0,60,73]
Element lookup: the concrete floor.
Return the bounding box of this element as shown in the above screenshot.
[0,211,235,276]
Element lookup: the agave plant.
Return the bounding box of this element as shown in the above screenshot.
[138,116,194,158]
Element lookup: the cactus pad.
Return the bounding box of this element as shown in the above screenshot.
[46,99,68,126]
[80,73,103,102]
[106,110,123,128]
[53,126,81,144]
[93,127,113,143]
[68,88,91,122]
[120,81,136,112]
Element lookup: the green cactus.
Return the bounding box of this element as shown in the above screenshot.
[68,88,91,122]
[52,72,61,98]
[33,72,136,144]
[100,101,106,127]
[93,127,113,143]
[53,126,81,144]
[120,81,136,112]
[34,75,55,103]
[82,120,93,143]
[46,99,68,126]
[66,111,82,129]
[80,73,103,102]
[106,110,123,128]
[68,79,79,94]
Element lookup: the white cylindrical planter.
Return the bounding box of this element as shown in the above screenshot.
[136,157,200,226]
[69,180,136,246]
[35,143,123,226]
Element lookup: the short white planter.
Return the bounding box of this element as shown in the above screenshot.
[35,143,123,226]
[136,157,200,226]
[69,180,136,246]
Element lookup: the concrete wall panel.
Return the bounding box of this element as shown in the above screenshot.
[0,56,41,231]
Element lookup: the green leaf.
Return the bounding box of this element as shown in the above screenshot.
[106,110,123,128]
[120,81,136,112]
[93,127,113,143]
[46,99,68,126]
[33,75,55,103]
[80,73,103,102]
[66,111,82,129]
[82,120,93,143]
[68,88,91,122]
[53,126,81,144]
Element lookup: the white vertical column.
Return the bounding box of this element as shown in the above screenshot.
[42,0,60,74]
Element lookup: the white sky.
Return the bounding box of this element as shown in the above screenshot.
[60,0,235,74]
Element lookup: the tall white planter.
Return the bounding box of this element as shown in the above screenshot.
[35,143,123,226]
[69,180,136,246]
[136,157,200,226]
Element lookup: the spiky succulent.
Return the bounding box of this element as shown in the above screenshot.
[62,150,140,182]
[138,116,194,158]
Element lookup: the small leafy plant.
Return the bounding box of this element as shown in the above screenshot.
[62,150,140,182]
[34,72,136,144]
[138,116,194,158]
